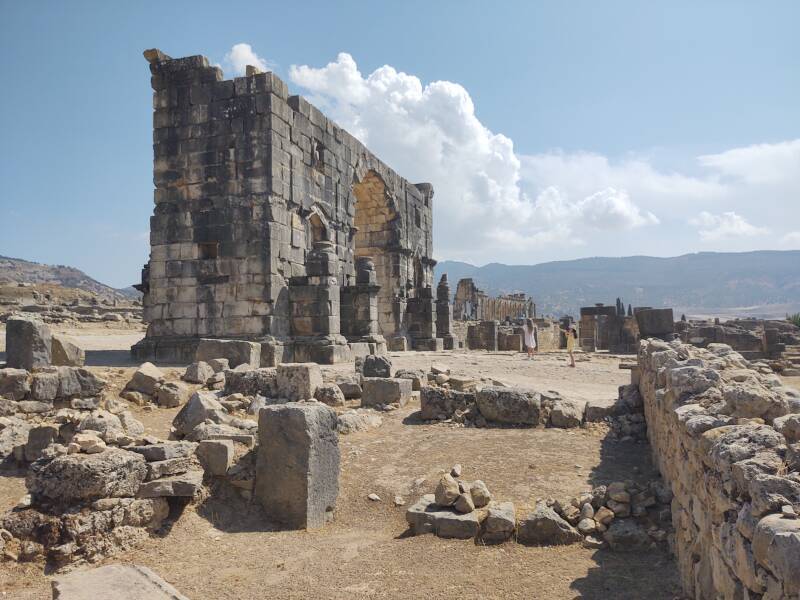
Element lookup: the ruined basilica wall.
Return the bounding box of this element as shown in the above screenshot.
[142,51,433,344]
[637,339,800,599]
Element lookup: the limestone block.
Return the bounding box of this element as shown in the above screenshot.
[548,398,586,428]
[126,363,164,396]
[5,316,51,370]
[196,439,234,476]
[223,367,278,397]
[155,382,191,408]
[128,441,198,462]
[361,354,392,377]
[30,371,59,401]
[182,361,214,384]
[476,386,542,426]
[276,363,322,401]
[517,504,582,545]
[51,334,85,367]
[52,564,190,600]
[27,448,147,503]
[255,403,340,529]
[196,339,261,368]
[172,391,227,437]
[753,514,800,595]
[361,377,412,408]
[137,470,204,497]
[481,501,516,543]
[0,368,30,400]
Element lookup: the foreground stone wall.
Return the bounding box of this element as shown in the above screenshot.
[638,339,800,599]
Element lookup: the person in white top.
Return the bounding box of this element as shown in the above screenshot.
[523,318,537,360]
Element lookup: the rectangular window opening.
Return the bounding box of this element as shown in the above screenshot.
[199,242,219,259]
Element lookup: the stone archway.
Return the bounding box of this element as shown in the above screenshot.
[352,170,398,337]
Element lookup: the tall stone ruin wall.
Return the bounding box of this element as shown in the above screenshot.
[135,50,436,361]
[637,339,800,599]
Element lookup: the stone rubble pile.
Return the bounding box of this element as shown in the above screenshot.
[405,467,672,550]
[418,362,645,433]
[638,339,800,599]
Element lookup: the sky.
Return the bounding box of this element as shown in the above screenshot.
[1,1,798,288]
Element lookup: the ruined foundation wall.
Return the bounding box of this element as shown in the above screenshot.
[637,339,800,599]
[452,279,531,322]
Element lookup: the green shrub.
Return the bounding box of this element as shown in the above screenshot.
[787,313,800,328]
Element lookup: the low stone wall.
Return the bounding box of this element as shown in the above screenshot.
[637,339,800,599]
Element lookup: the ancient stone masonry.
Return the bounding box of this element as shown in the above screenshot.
[132,49,441,364]
[677,317,794,362]
[452,278,533,322]
[637,339,800,599]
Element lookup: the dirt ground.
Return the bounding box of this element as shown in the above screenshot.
[0,324,690,599]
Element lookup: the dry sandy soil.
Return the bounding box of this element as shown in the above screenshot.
[0,324,691,599]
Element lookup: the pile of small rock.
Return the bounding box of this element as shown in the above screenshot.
[406,465,516,543]
[406,470,673,551]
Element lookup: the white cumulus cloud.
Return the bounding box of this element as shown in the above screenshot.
[698,139,800,185]
[287,53,659,264]
[689,211,769,241]
[224,43,270,77]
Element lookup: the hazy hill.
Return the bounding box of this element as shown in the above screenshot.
[0,255,141,301]
[434,251,800,319]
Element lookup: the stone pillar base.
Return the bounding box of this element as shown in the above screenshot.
[412,337,444,351]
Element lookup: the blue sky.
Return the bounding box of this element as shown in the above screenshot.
[1,1,798,288]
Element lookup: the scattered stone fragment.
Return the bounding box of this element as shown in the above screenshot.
[137,470,204,497]
[155,381,191,408]
[183,361,214,384]
[454,492,475,514]
[470,480,491,508]
[362,355,392,378]
[517,504,582,546]
[361,377,412,408]
[52,334,85,367]
[434,474,460,507]
[314,384,346,407]
[276,363,322,401]
[450,463,462,478]
[367,493,381,502]
[481,501,516,543]
[196,439,234,476]
[125,363,163,396]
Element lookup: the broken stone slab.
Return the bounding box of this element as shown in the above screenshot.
[208,358,229,373]
[172,391,226,436]
[55,367,106,399]
[145,456,198,481]
[449,376,477,392]
[223,368,277,397]
[196,439,234,476]
[137,470,204,498]
[394,369,425,391]
[125,363,164,396]
[476,386,542,426]
[405,494,440,535]
[51,564,189,600]
[186,422,255,446]
[314,384,346,407]
[0,368,31,400]
[196,339,261,369]
[52,334,85,367]
[336,377,362,399]
[31,371,59,402]
[361,377,412,408]
[182,361,214,384]
[128,441,198,462]
[481,501,516,543]
[27,448,147,503]
[276,363,323,401]
[6,315,51,370]
[584,401,615,422]
[255,402,339,529]
[603,519,652,551]
[361,354,392,377]
[517,504,582,545]
[16,400,52,414]
[548,398,586,428]
[155,381,191,408]
[436,509,484,539]
[752,513,800,595]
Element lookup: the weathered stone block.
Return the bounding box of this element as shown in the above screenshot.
[196,339,261,368]
[361,377,412,408]
[137,470,204,497]
[126,362,164,396]
[0,368,30,400]
[6,316,51,370]
[196,439,234,476]
[52,564,190,600]
[27,448,147,503]
[255,403,339,529]
[276,363,322,401]
[476,386,542,425]
[517,504,582,545]
[51,334,85,367]
[361,354,392,377]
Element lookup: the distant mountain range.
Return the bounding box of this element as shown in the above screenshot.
[0,255,141,301]
[434,251,800,319]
